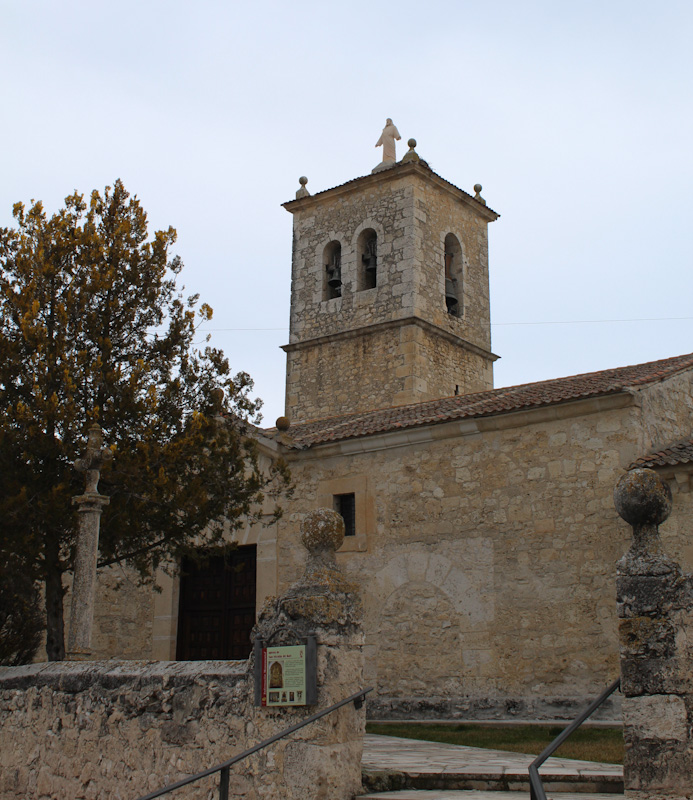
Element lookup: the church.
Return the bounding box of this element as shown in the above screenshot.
[91,133,693,720]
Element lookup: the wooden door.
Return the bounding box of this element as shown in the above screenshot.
[176,546,256,661]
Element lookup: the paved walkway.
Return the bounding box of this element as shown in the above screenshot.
[360,734,623,798]
[359,793,622,800]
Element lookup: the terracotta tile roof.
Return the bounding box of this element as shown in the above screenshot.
[630,439,693,469]
[270,352,693,449]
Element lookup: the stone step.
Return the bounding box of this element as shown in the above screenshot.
[361,768,623,795]
[358,792,624,800]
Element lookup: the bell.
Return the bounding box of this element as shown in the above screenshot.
[326,261,342,289]
[445,277,458,312]
[363,253,377,274]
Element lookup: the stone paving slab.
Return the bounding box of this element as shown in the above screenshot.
[361,735,623,794]
[363,735,623,777]
[375,720,622,728]
[358,792,624,800]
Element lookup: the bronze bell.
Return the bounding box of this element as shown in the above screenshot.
[326,260,342,289]
[445,277,458,312]
[326,249,342,288]
[363,239,377,274]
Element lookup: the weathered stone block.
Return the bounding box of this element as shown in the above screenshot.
[619,616,677,658]
[617,575,683,617]
[623,694,688,740]
[620,657,693,697]
[624,739,693,792]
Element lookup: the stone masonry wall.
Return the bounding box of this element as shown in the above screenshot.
[0,661,248,800]
[287,176,415,344]
[637,369,693,454]
[410,324,493,399]
[285,321,492,423]
[89,566,154,660]
[283,164,496,422]
[650,465,693,572]
[1,510,366,800]
[66,373,693,718]
[33,568,155,665]
[277,399,637,717]
[275,376,693,718]
[410,174,492,347]
[285,166,492,350]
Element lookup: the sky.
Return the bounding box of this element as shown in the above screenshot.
[2,1,692,426]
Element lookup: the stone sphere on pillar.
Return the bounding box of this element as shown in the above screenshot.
[614,468,672,527]
[300,508,345,555]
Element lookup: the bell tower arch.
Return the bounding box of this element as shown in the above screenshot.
[281,148,499,423]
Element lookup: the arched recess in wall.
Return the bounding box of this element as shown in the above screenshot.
[376,581,462,697]
[323,240,342,300]
[444,233,463,317]
[357,228,378,290]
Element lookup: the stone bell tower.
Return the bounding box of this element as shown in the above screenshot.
[281,135,499,424]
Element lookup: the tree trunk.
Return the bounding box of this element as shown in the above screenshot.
[44,540,66,661]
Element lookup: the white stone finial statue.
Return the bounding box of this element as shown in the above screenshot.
[67,423,112,660]
[375,118,401,165]
[74,423,113,494]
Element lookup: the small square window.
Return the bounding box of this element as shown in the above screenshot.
[334,493,356,537]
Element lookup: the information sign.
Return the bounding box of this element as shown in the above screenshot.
[261,645,307,706]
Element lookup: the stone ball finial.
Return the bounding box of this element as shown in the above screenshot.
[296,176,310,199]
[401,138,420,164]
[301,508,345,556]
[614,468,672,527]
[276,415,290,431]
[473,183,487,206]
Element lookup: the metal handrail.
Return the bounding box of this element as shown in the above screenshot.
[134,686,373,800]
[528,677,621,800]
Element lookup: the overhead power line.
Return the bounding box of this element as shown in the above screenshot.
[492,316,693,326]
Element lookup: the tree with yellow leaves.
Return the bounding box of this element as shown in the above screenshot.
[0,180,289,661]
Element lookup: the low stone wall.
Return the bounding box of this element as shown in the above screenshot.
[0,509,366,800]
[0,661,248,799]
[367,692,622,722]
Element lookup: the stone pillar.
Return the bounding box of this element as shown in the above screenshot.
[614,468,693,800]
[250,508,366,800]
[66,424,112,660]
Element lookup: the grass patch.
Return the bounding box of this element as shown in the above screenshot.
[365,722,624,765]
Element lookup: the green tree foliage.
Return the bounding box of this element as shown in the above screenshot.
[0,181,290,661]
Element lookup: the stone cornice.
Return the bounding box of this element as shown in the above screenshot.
[277,393,637,459]
[282,161,500,223]
[281,316,499,363]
